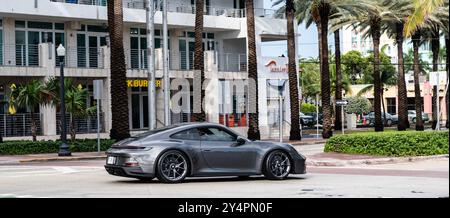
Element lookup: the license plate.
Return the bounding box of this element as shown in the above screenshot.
[107,156,116,165]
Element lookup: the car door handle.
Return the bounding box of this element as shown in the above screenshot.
[203,149,211,152]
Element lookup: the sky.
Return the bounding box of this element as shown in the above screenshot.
[261,0,332,59]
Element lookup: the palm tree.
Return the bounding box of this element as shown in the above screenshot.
[107,0,130,141]
[332,0,404,132]
[411,30,425,130]
[246,0,261,140]
[382,0,412,130]
[193,0,207,122]
[65,85,94,141]
[8,80,50,141]
[404,0,447,130]
[333,29,343,131]
[286,0,301,140]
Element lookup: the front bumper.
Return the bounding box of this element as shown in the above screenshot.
[292,157,307,174]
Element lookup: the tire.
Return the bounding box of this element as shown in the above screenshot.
[412,118,416,124]
[263,150,291,180]
[156,150,189,183]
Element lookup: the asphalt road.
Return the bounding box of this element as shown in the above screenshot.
[0,158,448,198]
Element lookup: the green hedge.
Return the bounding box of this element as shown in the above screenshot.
[0,139,116,155]
[324,131,449,157]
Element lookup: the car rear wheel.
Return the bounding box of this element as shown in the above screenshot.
[263,150,291,180]
[412,118,417,124]
[156,150,189,183]
[386,119,392,127]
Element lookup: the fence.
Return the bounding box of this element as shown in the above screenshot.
[218,53,247,72]
[0,113,42,137]
[51,0,281,19]
[51,0,107,6]
[0,44,40,67]
[56,113,105,135]
[65,47,105,68]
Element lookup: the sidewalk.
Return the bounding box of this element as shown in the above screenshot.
[0,152,106,165]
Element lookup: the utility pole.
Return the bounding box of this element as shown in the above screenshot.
[146,0,156,130]
[162,0,171,126]
[436,73,440,131]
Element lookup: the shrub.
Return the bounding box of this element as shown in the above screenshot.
[345,96,371,114]
[325,131,449,157]
[301,103,317,113]
[0,139,116,155]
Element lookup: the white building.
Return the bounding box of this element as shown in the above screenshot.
[0,0,297,140]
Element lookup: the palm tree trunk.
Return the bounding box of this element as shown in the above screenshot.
[108,0,130,141]
[396,23,409,130]
[431,28,440,130]
[334,30,342,131]
[246,0,261,140]
[70,114,76,141]
[371,22,383,132]
[318,11,333,139]
[30,110,37,142]
[412,31,424,131]
[286,0,301,141]
[446,35,449,128]
[193,0,206,122]
[381,88,387,126]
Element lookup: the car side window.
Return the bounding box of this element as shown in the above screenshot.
[197,127,237,142]
[171,129,200,140]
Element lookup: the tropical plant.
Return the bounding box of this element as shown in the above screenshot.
[44,78,95,141]
[301,103,317,113]
[381,0,412,131]
[358,46,397,125]
[299,57,321,101]
[107,0,130,141]
[345,96,372,115]
[331,0,405,132]
[333,29,343,131]
[341,50,372,84]
[8,80,52,141]
[193,0,207,122]
[291,0,363,138]
[403,48,431,74]
[285,0,302,140]
[404,0,446,37]
[246,0,261,140]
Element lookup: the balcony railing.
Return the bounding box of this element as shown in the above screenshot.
[50,0,284,19]
[65,47,105,69]
[0,113,42,137]
[218,53,247,72]
[0,44,40,67]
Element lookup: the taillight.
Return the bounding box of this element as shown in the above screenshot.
[124,157,140,167]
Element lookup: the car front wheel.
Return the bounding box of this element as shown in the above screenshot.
[263,150,291,180]
[156,150,189,183]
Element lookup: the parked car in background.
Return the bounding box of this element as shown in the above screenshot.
[300,112,315,127]
[408,110,430,124]
[364,112,395,127]
[305,112,323,126]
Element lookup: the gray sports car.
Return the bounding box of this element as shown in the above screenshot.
[105,123,306,183]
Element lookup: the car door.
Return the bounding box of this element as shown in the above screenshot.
[198,127,258,174]
[170,128,205,174]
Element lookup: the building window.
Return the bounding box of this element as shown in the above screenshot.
[129,28,164,69]
[386,98,396,115]
[218,80,248,127]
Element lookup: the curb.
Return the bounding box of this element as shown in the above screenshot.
[306,154,449,167]
[291,141,327,146]
[18,155,107,163]
[0,155,107,165]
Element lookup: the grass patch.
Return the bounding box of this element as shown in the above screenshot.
[0,139,116,155]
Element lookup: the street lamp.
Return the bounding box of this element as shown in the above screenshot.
[57,44,71,157]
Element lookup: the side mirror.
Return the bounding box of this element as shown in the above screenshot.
[232,137,247,147]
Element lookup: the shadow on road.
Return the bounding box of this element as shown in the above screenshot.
[110,175,307,184]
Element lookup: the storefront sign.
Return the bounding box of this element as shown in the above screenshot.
[265,60,288,73]
[127,80,161,88]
